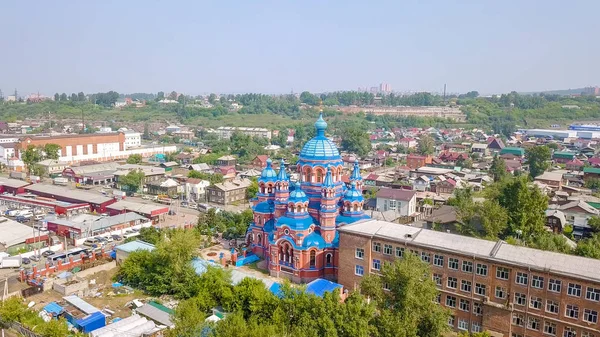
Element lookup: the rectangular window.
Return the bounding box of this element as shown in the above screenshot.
[549,278,562,293]
[458,319,469,331]
[472,323,481,333]
[473,302,482,316]
[476,263,488,276]
[447,277,457,289]
[512,313,524,326]
[433,254,444,267]
[516,272,528,285]
[433,273,442,287]
[564,327,576,337]
[496,266,509,280]
[475,283,486,296]
[355,265,364,276]
[383,244,392,255]
[568,283,582,297]
[544,321,557,336]
[448,315,455,327]
[530,296,542,310]
[395,247,404,257]
[565,304,579,319]
[546,300,559,314]
[586,287,600,302]
[462,261,473,273]
[582,332,595,337]
[532,275,544,289]
[459,299,470,312]
[373,242,381,253]
[421,252,430,263]
[448,258,459,270]
[446,295,456,308]
[355,248,364,259]
[515,293,527,306]
[496,286,507,299]
[528,317,541,331]
[461,280,472,293]
[372,259,381,271]
[435,294,441,303]
[584,309,598,323]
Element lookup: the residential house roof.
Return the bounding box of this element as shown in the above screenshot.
[209,178,252,192]
[115,240,156,253]
[559,200,599,215]
[424,205,458,225]
[545,210,566,228]
[583,167,600,174]
[500,147,525,156]
[376,188,416,201]
[534,171,563,182]
[553,151,577,159]
[188,163,211,171]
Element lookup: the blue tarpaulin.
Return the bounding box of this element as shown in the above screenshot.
[112,282,123,288]
[269,283,283,297]
[306,279,342,297]
[75,311,106,333]
[43,302,64,316]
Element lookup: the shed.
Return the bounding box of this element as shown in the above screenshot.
[136,303,175,328]
[115,240,155,264]
[75,311,106,333]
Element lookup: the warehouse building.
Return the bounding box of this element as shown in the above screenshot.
[24,184,117,212]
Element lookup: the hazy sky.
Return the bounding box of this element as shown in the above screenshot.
[2,1,599,96]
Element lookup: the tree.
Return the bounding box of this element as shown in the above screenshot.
[43,143,61,160]
[417,134,435,155]
[188,170,224,185]
[70,93,77,101]
[299,91,319,105]
[495,176,548,238]
[478,200,509,239]
[169,91,178,100]
[119,169,145,192]
[489,154,507,182]
[575,234,600,259]
[157,91,165,101]
[53,93,59,102]
[361,252,450,337]
[246,177,258,199]
[143,123,151,140]
[22,145,43,173]
[340,126,371,157]
[126,154,143,164]
[77,92,86,102]
[588,216,600,233]
[209,93,217,104]
[525,145,551,179]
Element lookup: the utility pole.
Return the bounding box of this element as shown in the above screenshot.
[14,88,18,101]
[0,89,4,101]
[443,84,447,104]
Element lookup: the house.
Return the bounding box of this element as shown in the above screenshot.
[251,155,270,168]
[545,209,566,233]
[206,178,251,205]
[558,200,599,224]
[470,143,489,156]
[432,178,457,194]
[552,151,576,164]
[375,188,417,216]
[499,147,525,157]
[188,163,211,172]
[487,137,505,151]
[398,137,417,149]
[406,154,432,170]
[216,155,236,167]
[185,178,210,202]
[424,205,459,231]
[437,151,469,163]
[115,240,155,265]
[566,158,585,171]
[34,159,69,177]
[146,178,182,197]
[215,166,237,180]
[583,167,600,181]
[364,173,379,187]
[0,142,18,159]
[175,152,196,165]
[413,175,431,191]
[238,169,262,179]
[534,171,563,189]
[587,157,600,168]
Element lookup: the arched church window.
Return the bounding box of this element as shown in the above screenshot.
[257,234,262,245]
[310,250,316,268]
[353,203,359,212]
[326,253,332,266]
[316,169,323,183]
[296,204,301,213]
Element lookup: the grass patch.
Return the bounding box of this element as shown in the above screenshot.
[246,260,269,275]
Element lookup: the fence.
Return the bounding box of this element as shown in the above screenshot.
[0,320,43,337]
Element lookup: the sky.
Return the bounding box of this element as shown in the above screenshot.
[1,0,599,96]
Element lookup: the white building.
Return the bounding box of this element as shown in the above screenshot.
[216,126,271,140]
[0,142,18,159]
[375,188,417,216]
[123,131,142,150]
[185,178,210,202]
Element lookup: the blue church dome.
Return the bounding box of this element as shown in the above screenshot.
[302,231,326,249]
[259,158,277,183]
[299,113,341,161]
[289,182,308,203]
[343,182,363,202]
[254,200,274,213]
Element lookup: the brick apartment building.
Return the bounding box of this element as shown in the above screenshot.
[338,219,600,337]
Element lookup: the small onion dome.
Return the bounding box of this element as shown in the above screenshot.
[350,160,362,181]
[253,200,274,213]
[343,181,363,203]
[302,231,326,249]
[259,158,277,183]
[322,165,334,187]
[276,160,288,182]
[289,182,308,203]
[314,112,328,136]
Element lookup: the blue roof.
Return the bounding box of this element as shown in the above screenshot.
[299,136,341,161]
[350,160,362,181]
[276,216,314,231]
[115,240,155,253]
[322,166,334,187]
[43,302,64,315]
[315,112,328,135]
[259,158,277,183]
[306,278,342,297]
[192,258,219,275]
[288,182,308,203]
[254,200,274,213]
[302,231,326,249]
[276,161,288,182]
[343,182,363,202]
[75,311,106,333]
[269,282,284,298]
[263,218,275,232]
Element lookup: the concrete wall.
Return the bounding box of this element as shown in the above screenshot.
[53,277,89,295]
[76,261,116,278]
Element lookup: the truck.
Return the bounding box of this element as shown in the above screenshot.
[53,177,68,186]
[0,256,21,268]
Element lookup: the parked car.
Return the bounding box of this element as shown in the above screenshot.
[34,215,45,221]
[42,250,55,257]
[15,216,28,223]
[29,255,40,262]
[111,235,122,241]
[21,257,31,264]
[6,209,19,217]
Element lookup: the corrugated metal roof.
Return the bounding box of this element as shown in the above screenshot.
[63,295,99,315]
[136,304,174,328]
[25,184,114,204]
[0,217,35,247]
[115,240,155,253]
[306,279,342,297]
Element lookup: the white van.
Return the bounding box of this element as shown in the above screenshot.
[83,238,102,247]
[7,209,19,217]
[19,210,33,218]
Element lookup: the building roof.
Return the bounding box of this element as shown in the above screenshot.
[25,184,114,205]
[67,162,121,175]
[0,217,34,247]
[500,147,525,156]
[36,159,68,167]
[0,178,31,188]
[553,151,577,159]
[545,210,566,227]
[471,143,488,149]
[218,155,236,161]
[305,278,342,297]
[115,240,156,253]
[584,167,600,174]
[559,200,599,215]
[424,205,458,224]
[209,179,251,192]
[90,315,157,337]
[534,171,563,182]
[188,163,211,171]
[63,295,99,315]
[339,219,600,283]
[376,188,416,201]
[49,212,147,232]
[106,200,169,216]
[298,114,341,161]
[136,303,174,327]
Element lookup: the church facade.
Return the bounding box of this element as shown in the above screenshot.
[247,113,369,283]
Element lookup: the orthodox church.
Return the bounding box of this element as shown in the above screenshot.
[247,113,369,282]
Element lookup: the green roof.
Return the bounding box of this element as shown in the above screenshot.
[584,167,600,174]
[148,301,174,314]
[586,201,600,210]
[500,147,525,156]
[553,151,576,159]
